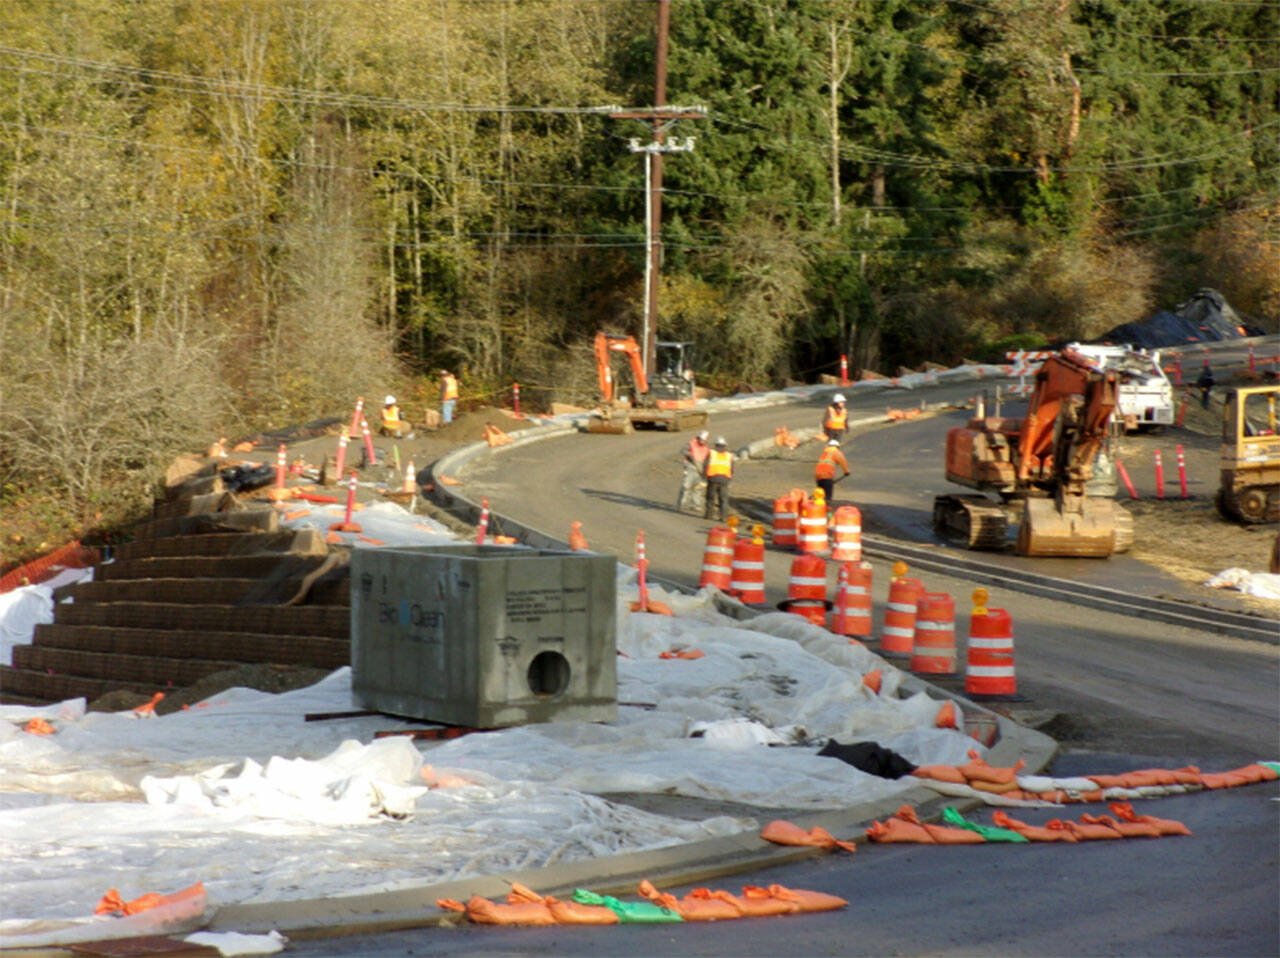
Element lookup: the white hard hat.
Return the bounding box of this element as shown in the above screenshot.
[384,394,396,405]
[697,430,710,441]
[833,393,846,403]
[827,438,840,447]
[715,436,727,447]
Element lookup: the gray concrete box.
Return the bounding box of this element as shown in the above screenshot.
[350,544,617,728]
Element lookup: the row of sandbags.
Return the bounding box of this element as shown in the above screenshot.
[437,880,846,926]
[910,752,1279,804]
[866,803,1189,845]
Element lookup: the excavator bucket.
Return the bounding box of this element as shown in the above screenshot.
[1016,498,1132,558]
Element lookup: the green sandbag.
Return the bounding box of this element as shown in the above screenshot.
[571,889,683,923]
[942,806,1028,843]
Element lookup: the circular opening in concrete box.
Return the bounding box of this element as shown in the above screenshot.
[527,651,570,697]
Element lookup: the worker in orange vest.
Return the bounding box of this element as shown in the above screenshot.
[439,370,459,424]
[823,393,848,441]
[703,436,734,521]
[677,430,711,514]
[814,437,850,503]
[379,395,414,438]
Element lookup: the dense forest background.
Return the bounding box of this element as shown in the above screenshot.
[1,0,1277,550]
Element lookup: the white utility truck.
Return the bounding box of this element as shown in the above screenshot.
[1068,342,1175,431]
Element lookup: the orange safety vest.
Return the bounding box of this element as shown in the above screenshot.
[382,404,401,427]
[705,449,733,479]
[685,438,710,466]
[824,405,847,431]
[441,374,458,401]
[815,446,848,481]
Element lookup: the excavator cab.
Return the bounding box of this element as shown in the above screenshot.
[650,341,697,409]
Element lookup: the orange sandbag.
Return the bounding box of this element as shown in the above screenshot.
[1109,802,1191,836]
[760,820,857,853]
[24,717,55,735]
[866,806,937,844]
[658,648,704,659]
[545,896,619,925]
[754,884,847,914]
[637,881,741,921]
[958,750,1025,786]
[95,882,205,917]
[461,894,557,926]
[912,764,967,785]
[991,811,1076,843]
[893,805,984,845]
[969,778,1021,795]
[1048,817,1121,840]
[862,669,882,694]
[934,701,958,729]
[729,886,800,917]
[1086,774,1128,789]
[1079,812,1161,839]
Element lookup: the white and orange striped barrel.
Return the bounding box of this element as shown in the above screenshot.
[797,496,828,554]
[910,591,957,675]
[881,575,922,655]
[698,526,736,591]
[829,505,862,562]
[729,536,766,604]
[831,561,872,638]
[772,493,799,548]
[965,607,1017,697]
[784,554,828,625]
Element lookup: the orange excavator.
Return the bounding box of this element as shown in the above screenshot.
[933,349,1133,557]
[588,332,709,433]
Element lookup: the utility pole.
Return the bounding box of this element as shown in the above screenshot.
[609,0,703,378]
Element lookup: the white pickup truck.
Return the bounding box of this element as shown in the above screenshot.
[1069,342,1175,431]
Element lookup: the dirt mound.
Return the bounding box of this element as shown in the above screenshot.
[89,664,333,714]
[429,406,542,440]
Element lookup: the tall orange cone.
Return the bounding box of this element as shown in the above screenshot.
[880,562,922,656]
[402,459,416,494]
[831,561,872,639]
[475,497,490,545]
[910,591,958,676]
[267,444,290,501]
[964,588,1020,699]
[780,554,829,625]
[698,526,735,591]
[730,524,767,604]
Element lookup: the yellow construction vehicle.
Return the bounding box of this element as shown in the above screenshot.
[1216,383,1279,524]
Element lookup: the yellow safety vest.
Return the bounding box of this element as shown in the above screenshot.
[824,405,847,431]
[706,449,733,479]
[441,375,458,401]
[381,404,401,428]
[815,446,845,480]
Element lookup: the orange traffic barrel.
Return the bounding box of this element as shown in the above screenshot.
[829,505,862,562]
[965,607,1018,698]
[698,526,735,591]
[730,529,767,604]
[772,492,800,548]
[881,574,923,655]
[797,493,828,554]
[779,554,829,625]
[831,561,872,638]
[910,591,957,675]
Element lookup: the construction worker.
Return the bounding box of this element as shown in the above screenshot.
[677,430,711,514]
[814,437,850,503]
[703,436,734,522]
[440,370,459,424]
[379,395,413,438]
[824,393,848,441]
[1196,364,1215,409]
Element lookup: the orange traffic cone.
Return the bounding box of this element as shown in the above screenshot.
[569,521,589,551]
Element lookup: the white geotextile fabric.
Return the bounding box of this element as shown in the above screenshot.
[0,449,984,936]
[0,566,94,665]
[1204,567,1280,601]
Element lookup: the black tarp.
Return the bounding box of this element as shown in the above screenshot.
[1095,288,1264,349]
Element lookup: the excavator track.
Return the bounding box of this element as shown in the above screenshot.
[933,495,1009,550]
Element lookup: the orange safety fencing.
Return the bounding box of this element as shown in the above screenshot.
[0,540,100,594]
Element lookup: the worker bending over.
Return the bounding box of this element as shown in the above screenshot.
[814,438,850,503]
[677,430,710,513]
[440,370,459,424]
[380,395,414,439]
[824,393,848,441]
[703,436,734,522]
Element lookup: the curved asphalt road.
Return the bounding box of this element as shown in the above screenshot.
[295,377,1279,955]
